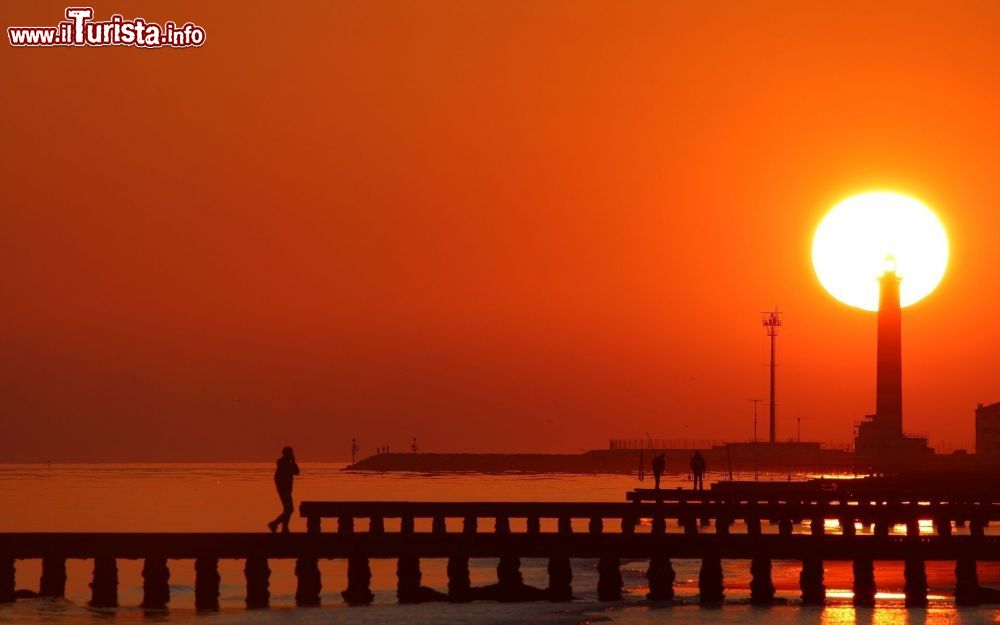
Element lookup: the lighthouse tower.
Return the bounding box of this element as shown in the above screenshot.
[875,260,903,436]
[854,258,930,457]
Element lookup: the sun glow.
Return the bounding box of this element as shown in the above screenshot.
[812,192,949,311]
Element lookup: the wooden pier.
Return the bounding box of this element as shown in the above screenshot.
[3,487,1000,609]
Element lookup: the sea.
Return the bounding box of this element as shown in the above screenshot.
[1,463,999,625]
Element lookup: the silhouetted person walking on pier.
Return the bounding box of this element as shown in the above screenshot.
[690,451,706,491]
[651,453,665,490]
[268,446,300,533]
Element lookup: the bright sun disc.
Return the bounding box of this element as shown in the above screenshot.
[812,192,948,311]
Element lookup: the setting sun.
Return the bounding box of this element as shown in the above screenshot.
[812,192,949,311]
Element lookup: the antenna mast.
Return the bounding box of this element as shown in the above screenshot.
[750,399,762,443]
[762,307,782,443]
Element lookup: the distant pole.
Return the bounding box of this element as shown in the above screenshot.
[797,416,801,443]
[411,437,418,454]
[762,308,782,444]
[351,438,360,464]
[750,399,762,443]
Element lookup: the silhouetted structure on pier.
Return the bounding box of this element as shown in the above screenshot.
[976,402,1000,455]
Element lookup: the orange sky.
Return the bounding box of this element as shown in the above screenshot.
[2,1,999,461]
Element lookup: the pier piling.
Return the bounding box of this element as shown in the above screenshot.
[955,557,981,606]
[778,518,793,536]
[0,557,13,604]
[749,556,774,604]
[811,516,824,537]
[698,556,724,605]
[342,555,371,605]
[716,517,730,536]
[799,557,825,605]
[244,556,271,608]
[497,555,536,601]
[397,555,447,603]
[40,556,67,598]
[597,556,623,601]
[396,556,418,602]
[971,519,987,538]
[874,519,890,537]
[852,558,876,606]
[841,517,856,536]
[546,555,573,601]
[903,517,929,607]
[295,557,323,606]
[936,518,952,537]
[447,556,472,602]
[904,558,929,606]
[141,556,170,609]
[646,554,675,601]
[194,557,220,610]
[89,556,118,608]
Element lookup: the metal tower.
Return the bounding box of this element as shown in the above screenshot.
[762,308,782,443]
[750,398,762,442]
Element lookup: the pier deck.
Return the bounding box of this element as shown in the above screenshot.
[3,492,1000,609]
[2,531,999,560]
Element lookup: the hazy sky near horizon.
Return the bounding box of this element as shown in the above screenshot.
[3,1,1000,461]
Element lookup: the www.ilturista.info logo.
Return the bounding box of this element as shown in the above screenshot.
[8,7,206,48]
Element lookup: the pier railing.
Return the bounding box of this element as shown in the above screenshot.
[3,494,999,610]
[298,498,999,535]
[609,438,725,450]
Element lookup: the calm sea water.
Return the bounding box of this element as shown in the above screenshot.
[1,463,999,625]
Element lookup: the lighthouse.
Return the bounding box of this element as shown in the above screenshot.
[854,257,929,457]
[875,259,903,436]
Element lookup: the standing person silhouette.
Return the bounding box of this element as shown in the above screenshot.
[690,451,706,491]
[651,453,666,490]
[268,446,300,533]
